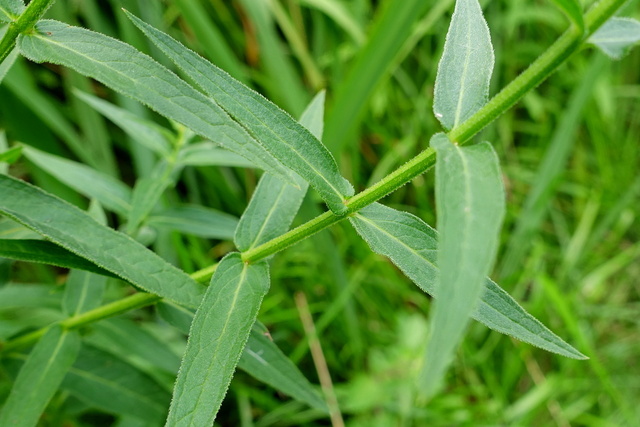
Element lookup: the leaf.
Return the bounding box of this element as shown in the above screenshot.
[62,269,107,317]
[0,283,61,310]
[0,174,204,308]
[74,90,173,156]
[22,146,132,216]
[238,326,327,412]
[125,12,354,215]
[177,142,256,168]
[235,91,325,251]
[0,0,24,23]
[419,134,506,397]
[589,17,640,59]
[433,0,494,131]
[16,20,295,184]
[61,345,171,423]
[166,253,269,426]
[126,161,177,233]
[0,145,21,164]
[0,326,81,427]
[0,47,18,84]
[0,239,118,278]
[349,202,587,360]
[147,205,238,240]
[549,0,584,30]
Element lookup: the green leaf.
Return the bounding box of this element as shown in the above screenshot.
[0,145,21,164]
[177,142,256,168]
[349,202,587,360]
[0,283,61,310]
[0,47,18,84]
[125,12,354,215]
[167,253,269,426]
[549,0,584,30]
[22,146,132,216]
[0,0,24,23]
[74,90,173,156]
[61,345,171,423]
[433,0,494,131]
[238,326,327,412]
[235,91,325,251]
[16,20,294,183]
[62,269,107,317]
[0,239,118,278]
[420,134,506,397]
[127,162,177,233]
[0,174,204,308]
[148,205,238,240]
[0,326,81,427]
[589,17,640,59]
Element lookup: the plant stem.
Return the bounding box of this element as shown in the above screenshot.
[242,0,626,264]
[0,0,56,63]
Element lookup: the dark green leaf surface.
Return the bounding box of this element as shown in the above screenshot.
[125,13,354,214]
[16,20,294,183]
[433,0,494,131]
[148,205,239,240]
[549,0,584,30]
[0,239,117,278]
[589,17,640,59]
[421,135,505,396]
[0,326,80,427]
[0,174,204,308]
[166,253,269,426]
[350,202,586,360]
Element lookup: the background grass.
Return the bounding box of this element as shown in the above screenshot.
[1,0,639,425]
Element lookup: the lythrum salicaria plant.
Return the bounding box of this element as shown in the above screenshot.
[0,0,639,425]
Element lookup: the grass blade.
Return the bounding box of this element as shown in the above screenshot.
[433,0,494,131]
[166,253,269,426]
[16,20,294,183]
[0,326,81,427]
[147,205,239,240]
[125,13,354,215]
[0,47,17,83]
[0,174,204,308]
[235,91,325,251]
[349,202,586,360]
[588,17,640,59]
[420,134,506,397]
[549,0,584,30]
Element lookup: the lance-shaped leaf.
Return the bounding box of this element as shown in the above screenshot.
[235,91,325,251]
[16,20,294,184]
[0,0,24,23]
[589,17,640,59]
[0,326,81,427]
[125,12,354,215]
[62,269,107,317]
[549,0,584,30]
[177,142,256,168]
[433,0,494,131]
[167,253,270,426]
[22,146,132,216]
[0,47,18,84]
[0,174,204,308]
[349,202,586,360]
[148,205,238,240]
[419,134,505,397]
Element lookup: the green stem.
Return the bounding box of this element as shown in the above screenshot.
[0,0,55,63]
[243,0,625,263]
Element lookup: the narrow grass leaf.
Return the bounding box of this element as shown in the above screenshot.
[0,0,24,23]
[420,134,506,397]
[127,163,175,233]
[238,326,327,412]
[588,18,640,59]
[125,13,354,215]
[0,174,204,308]
[0,239,117,278]
[349,202,586,360]
[299,0,365,45]
[0,326,81,427]
[0,48,18,84]
[433,0,494,131]
[148,205,238,240]
[235,91,325,251]
[22,146,132,215]
[61,345,170,423]
[0,145,22,164]
[16,20,294,183]
[549,0,584,30]
[62,269,107,317]
[74,90,173,156]
[166,253,269,426]
[177,142,256,168]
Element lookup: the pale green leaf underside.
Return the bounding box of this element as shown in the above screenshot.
[0,174,204,308]
[0,0,24,23]
[235,91,325,251]
[0,326,81,427]
[434,0,494,130]
[0,47,18,84]
[148,205,238,240]
[549,0,584,30]
[349,202,586,360]
[589,17,640,59]
[16,20,295,184]
[177,142,256,168]
[22,146,132,216]
[125,13,353,215]
[421,134,506,396]
[167,253,270,426]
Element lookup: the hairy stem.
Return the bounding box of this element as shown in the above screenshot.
[0,0,55,63]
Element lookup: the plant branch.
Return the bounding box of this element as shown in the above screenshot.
[0,0,55,63]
